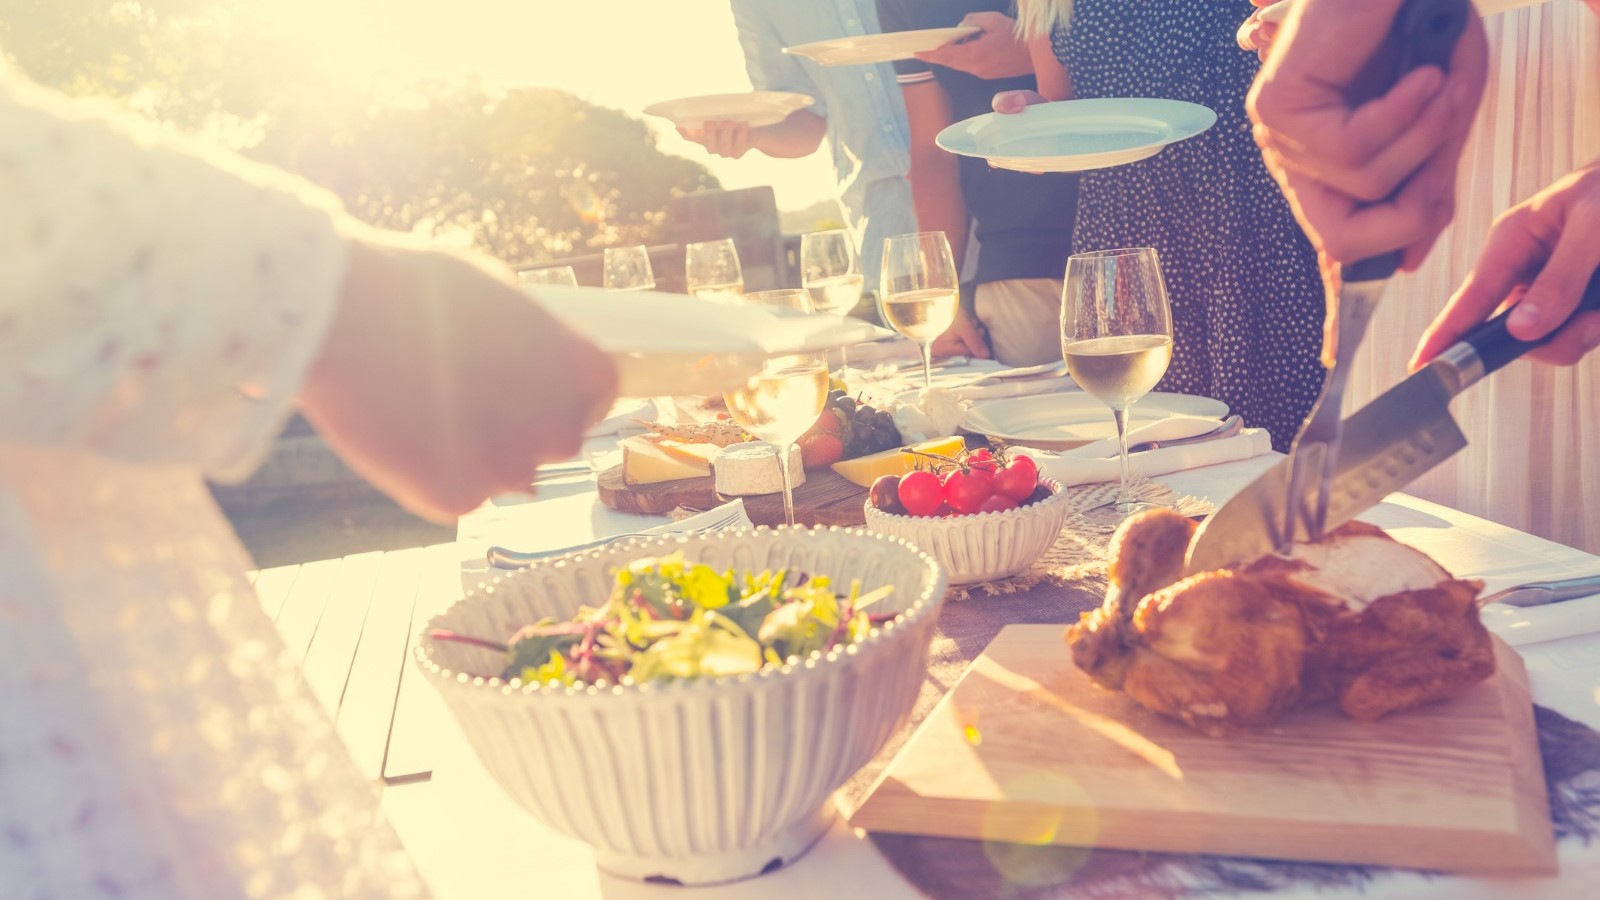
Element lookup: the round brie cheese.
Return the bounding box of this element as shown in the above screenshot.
[713,442,805,496]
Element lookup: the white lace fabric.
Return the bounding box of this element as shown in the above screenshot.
[1349,1,1600,553]
[0,62,427,898]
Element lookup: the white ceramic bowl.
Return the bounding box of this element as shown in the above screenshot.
[415,527,947,886]
[864,478,1070,585]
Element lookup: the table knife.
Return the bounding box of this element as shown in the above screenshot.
[1186,266,1600,574]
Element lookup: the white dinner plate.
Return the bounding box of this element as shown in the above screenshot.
[961,391,1230,449]
[783,26,980,67]
[531,286,881,398]
[937,98,1217,174]
[642,92,814,130]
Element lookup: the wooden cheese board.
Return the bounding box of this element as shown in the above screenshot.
[596,465,870,527]
[852,625,1556,874]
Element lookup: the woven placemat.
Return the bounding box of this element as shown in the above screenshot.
[946,477,1211,602]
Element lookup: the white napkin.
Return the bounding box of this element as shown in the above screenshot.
[1032,420,1274,487]
[659,498,755,532]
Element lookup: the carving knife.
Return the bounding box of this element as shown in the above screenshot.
[1186,266,1600,574]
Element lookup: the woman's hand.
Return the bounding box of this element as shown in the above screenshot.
[914,11,1033,80]
[1413,162,1600,369]
[1237,0,1290,60]
[992,89,1047,115]
[300,233,618,522]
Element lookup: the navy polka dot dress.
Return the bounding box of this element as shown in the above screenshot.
[1054,0,1324,452]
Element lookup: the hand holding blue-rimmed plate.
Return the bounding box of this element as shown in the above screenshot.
[937,98,1217,174]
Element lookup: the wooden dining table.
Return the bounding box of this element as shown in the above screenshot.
[254,433,1600,899]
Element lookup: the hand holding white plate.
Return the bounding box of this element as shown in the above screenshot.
[643,92,814,131]
[529,286,881,398]
[938,98,1217,174]
[783,26,980,66]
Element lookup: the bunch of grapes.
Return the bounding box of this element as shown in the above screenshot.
[829,391,902,458]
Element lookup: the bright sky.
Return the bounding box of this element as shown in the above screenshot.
[245,0,838,212]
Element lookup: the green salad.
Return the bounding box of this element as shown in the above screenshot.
[432,553,897,687]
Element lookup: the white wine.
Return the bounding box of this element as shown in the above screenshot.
[881,288,958,342]
[806,273,865,315]
[722,362,829,446]
[1063,334,1173,410]
[690,280,745,305]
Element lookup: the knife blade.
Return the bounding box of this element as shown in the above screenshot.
[1186,265,1600,575]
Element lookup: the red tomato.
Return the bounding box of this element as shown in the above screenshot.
[995,455,1039,501]
[967,448,998,473]
[943,467,997,515]
[977,494,1019,514]
[897,470,944,517]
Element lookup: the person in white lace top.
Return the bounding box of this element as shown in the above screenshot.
[0,57,616,897]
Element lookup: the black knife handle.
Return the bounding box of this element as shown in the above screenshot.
[1343,0,1474,284]
[1458,265,1600,377]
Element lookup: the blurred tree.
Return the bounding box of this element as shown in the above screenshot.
[0,0,717,264]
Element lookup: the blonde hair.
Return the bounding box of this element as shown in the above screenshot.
[1016,0,1074,39]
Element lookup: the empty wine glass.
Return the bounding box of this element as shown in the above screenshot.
[685,239,745,305]
[801,228,864,367]
[725,288,825,527]
[518,265,578,289]
[603,245,656,291]
[880,232,959,389]
[1061,247,1175,524]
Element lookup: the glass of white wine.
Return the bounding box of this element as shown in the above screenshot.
[685,238,744,304]
[880,232,960,389]
[724,289,827,527]
[518,265,578,289]
[1061,247,1175,524]
[603,245,656,291]
[801,228,864,367]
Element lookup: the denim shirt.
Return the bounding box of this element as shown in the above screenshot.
[729,0,916,284]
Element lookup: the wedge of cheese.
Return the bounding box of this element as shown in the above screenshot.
[620,435,722,486]
[830,436,965,488]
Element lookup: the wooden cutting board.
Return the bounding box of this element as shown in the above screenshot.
[596,465,868,527]
[852,625,1556,874]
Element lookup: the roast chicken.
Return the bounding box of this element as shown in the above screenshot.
[1066,509,1494,735]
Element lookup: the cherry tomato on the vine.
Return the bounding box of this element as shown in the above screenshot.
[943,467,997,515]
[994,454,1039,501]
[897,469,944,517]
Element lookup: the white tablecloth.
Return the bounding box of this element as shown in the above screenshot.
[409,449,1600,900]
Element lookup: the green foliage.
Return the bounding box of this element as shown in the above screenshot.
[0,0,718,265]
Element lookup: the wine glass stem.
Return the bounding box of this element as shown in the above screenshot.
[1112,407,1132,507]
[839,344,850,370]
[777,442,797,527]
[919,342,933,389]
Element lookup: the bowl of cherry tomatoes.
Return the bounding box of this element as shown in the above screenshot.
[862,447,1070,585]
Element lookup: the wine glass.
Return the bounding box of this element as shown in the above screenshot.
[603,245,656,291]
[880,232,960,389]
[724,288,826,527]
[1061,247,1175,524]
[801,228,864,367]
[518,265,578,289]
[685,239,744,305]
